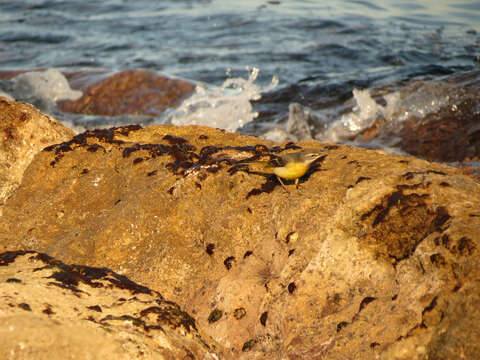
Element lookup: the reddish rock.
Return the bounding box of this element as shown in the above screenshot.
[396,96,480,162]
[62,69,111,88]
[357,70,480,162]
[0,69,195,118]
[57,69,195,117]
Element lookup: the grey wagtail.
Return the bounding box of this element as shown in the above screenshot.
[240,149,324,190]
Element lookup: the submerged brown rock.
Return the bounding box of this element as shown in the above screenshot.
[397,94,480,162]
[58,69,195,116]
[1,123,479,359]
[0,250,221,359]
[0,97,74,214]
[358,70,480,163]
[0,69,195,117]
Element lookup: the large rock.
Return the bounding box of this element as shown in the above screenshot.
[0,97,74,215]
[0,250,221,359]
[57,70,195,116]
[1,124,479,359]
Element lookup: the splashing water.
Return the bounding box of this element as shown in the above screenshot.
[317,88,398,142]
[0,68,83,116]
[164,67,278,133]
[393,81,463,123]
[12,68,82,104]
[318,80,465,143]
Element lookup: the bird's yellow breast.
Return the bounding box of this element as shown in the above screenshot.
[273,162,310,180]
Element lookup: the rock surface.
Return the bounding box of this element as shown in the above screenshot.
[0,97,74,215]
[0,250,221,359]
[1,124,479,359]
[57,69,195,116]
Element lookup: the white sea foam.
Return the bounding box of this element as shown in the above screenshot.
[317,88,399,142]
[12,68,82,103]
[317,81,464,144]
[261,102,320,143]
[0,91,13,101]
[392,81,462,123]
[164,67,278,133]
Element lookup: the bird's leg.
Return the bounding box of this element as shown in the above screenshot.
[276,175,289,192]
[295,178,300,189]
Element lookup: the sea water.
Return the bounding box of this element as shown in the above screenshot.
[0,0,479,150]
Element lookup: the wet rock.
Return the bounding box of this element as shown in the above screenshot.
[357,70,480,162]
[0,123,479,359]
[0,69,195,118]
[57,69,195,117]
[396,95,480,162]
[0,97,74,215]
[0,250,221,359]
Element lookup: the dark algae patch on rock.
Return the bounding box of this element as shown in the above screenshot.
[207,308,223,323]
[359,184,453,266]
